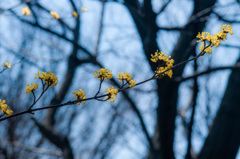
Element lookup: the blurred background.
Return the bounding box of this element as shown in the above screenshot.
[0,0,240,159]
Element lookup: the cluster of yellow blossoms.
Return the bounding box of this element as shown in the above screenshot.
[1,61,11,69]
[26,71,58,94]
[0,99,13,116]
[151,50,174,78]
[21,6,88,19]
[94,68,112,80]
[197,24,233,54]
[117,72,136,87]
[72,89,86,105]
[26,83,39,94]
[104,87,118,103]
[94,68,136,103]
[34,71,58,86]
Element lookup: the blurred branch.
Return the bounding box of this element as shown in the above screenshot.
[31,118,74,159]
[69,0,78,11]
[175,63,240,83]
[219,44,240,49]
[91,107,118,158]
[186,51,198,159]
[33,3,72,31]
[0,0,36,14]
[0,138,62,157]
[158,26,186,31]
[213,11,240,24]
[94,0,106,56]
[157,0,172,15]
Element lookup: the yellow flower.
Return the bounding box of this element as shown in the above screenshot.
[0,99,7,112]
[104,87,118,103]
[129,79,136,88]
[151,50,174,78]
[72,11,78,18]
[22,6,31,16]
[0,99,13,116]
[219,24,233,35]
[1,61,11,69]
[94,68,112,80]
[26,83,39,94]
[196,25,233,54]
[117,72,136,87]
[35,71,58,86]
[6,109,13,116]
[72,89,86,105]
[50,11,60,19]
[81,7,88,12]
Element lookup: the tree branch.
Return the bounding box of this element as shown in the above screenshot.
[175,63,240,83]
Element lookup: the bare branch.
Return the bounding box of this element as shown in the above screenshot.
[175,63,240,83]
[0,138,62,157]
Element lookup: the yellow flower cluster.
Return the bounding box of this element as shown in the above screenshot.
[117,72,136,87]
[50,11,60,19]
[196,24,233,54]
[1,61,11,69]
[94,68,112,80]
[72,89,86,105]
[26,83,39,94]
[151,50,174,78]
[22,6,31,16]
[34,71,58,86]
[104,87,118,103]
[0,99,13,116]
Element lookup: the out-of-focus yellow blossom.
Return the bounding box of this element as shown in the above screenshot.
[196,24,233,54]
[117,72,136,87]
[94,68,112,80]
[50,11,60,19]
[0,99,13,116]
[22,6,31,16]
[72,11,78,18]
[1,61,11,69]
[72,89,86,105]
[26,83,39,94]
[104,87,118,103]
[151,50,174,78]
[34,71,58,86]
[81,7,88,12]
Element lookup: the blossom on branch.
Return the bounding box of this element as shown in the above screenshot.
[151,50,174,78]
[0,99,13,116]
[104,87,118,103]
[34,71,58,86]
[196,24,233,54]
[117,72,136,87]
[94,68,112,80]
[1,61,11,69]
[72,89,86,105]
[26,83,39,94]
